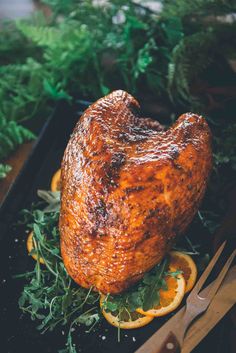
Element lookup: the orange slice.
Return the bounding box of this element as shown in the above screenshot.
[100,295,153,329]
[51,169,61,192]
[136,270,185,317]
[26,231,45,264]
[169,251,197,293]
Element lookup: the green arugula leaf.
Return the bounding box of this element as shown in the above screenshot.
[142,258,169,311]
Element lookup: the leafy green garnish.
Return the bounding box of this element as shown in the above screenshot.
[142,260,169,311]
[37,189,60,212]
[102,258,182,314]
[16,206,100,352]
[15,190,183,352]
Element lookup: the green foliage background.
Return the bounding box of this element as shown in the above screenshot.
[0,0,236,225]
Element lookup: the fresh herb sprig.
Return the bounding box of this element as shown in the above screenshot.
[102,258,173,315]
[101,258,182,342]
[16,193,100,352]
[16,190,182,352]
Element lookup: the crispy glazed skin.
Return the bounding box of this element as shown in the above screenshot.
[60,90,212,294]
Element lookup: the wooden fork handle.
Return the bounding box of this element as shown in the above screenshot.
[154,331,181,353]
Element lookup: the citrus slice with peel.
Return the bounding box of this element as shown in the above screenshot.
[100,295,153,329]
[169,251,197,293]
[51,169,61,192]
[136,270,185,317]
[26,231,45,264]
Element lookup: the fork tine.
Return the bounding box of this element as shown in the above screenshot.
[189,241,226,296]
[205,249,236,300]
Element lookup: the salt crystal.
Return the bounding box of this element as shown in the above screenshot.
[14,239,19,242]
[101,336,106,340]
[132,337,136,342]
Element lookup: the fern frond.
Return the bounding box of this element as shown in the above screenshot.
[168,31,217,105]
[0,119,35,160]
[0,164,12,180]
[16,22,59,47]
[133,38,157,79]
[0,20,39,66]
[0,59,48,122]
[162,0,236,18]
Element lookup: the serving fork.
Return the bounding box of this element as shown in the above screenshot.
[139,241,236,353]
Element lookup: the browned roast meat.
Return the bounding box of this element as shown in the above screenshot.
[60,90,212,294]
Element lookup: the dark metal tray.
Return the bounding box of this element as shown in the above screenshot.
[0,102,232,353]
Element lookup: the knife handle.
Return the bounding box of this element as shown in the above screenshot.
[155,331,181,353]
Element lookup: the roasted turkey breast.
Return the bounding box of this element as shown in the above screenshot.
[60,90,212,294]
